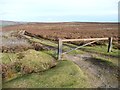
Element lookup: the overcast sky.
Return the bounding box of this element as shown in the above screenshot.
[0,0,119,22]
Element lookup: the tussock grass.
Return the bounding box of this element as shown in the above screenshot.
[3,60,90,88]
[2,49,57,82]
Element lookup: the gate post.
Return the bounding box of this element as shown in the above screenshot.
[108,37,112,52]
[58,38,62,60]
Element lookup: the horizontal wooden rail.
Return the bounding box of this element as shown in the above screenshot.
[61,38,108,42]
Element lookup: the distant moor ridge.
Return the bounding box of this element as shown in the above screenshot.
[2,22,118,41]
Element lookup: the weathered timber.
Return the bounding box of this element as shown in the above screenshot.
[108,37,112,52]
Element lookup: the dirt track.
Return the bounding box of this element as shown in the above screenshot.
[63,53,118,88]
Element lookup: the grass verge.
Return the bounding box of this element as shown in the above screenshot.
[2,49,57,82]
[92,55,118,67]
[3,60,90,88]
[81,45,119,57]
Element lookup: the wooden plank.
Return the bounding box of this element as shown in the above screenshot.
[108,37,112,52]
[58,39,62,60]
[61,38,108,42]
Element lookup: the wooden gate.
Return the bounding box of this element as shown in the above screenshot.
[58,37,112,60]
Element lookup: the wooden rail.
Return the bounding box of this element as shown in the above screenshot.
[58,37,112,60]
[61,38,108,42]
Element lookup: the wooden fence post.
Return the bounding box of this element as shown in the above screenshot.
[58,39,62,60]
[108,37,112,52]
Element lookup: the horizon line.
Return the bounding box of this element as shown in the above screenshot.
[1,20,118,23]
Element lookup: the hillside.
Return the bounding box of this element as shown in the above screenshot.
[0,20,27,27]
[2,22,118,41]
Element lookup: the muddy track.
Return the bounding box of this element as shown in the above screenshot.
[63,53,119,88]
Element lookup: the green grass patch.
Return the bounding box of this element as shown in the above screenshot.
[18,49,57,72]
[2,49,56,64]
[92,55,118,67]
[27,36,58,48]
[67,50,85,55]
[2,49,57,82]
[1,53,18,64]
[3,60,90,88]
[82,45,119,57]
[43,50,58,59]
